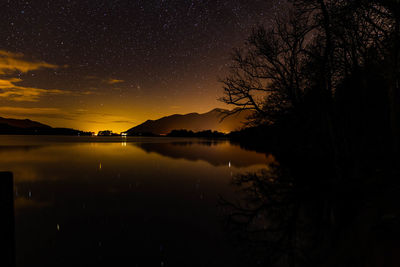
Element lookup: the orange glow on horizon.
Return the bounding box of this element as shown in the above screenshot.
[0,51,231,133]
[0,101,231,133]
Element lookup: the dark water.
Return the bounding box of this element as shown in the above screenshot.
[0,136,272,266]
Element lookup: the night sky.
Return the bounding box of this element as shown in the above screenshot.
[0,0,276,132]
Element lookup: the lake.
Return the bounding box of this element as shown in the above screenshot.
[0,135,271,266]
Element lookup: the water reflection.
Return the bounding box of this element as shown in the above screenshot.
[219,164,304,266]
[135,141,270,167]
[0,172,15,267]
[0,136,269,267]
[220,164,400,267]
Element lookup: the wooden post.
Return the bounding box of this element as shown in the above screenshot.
[0,172,15,267]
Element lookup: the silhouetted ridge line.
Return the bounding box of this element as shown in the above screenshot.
[0,116,92,135]
[126,108,252,135]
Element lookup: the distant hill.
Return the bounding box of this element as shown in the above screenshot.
[126,108,252,135]
[0,117,51,129]
[0,116,91,135]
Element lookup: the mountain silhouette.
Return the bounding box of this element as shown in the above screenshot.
[126,108,251,135]
[0,117,51,129]
[0,116,90,135]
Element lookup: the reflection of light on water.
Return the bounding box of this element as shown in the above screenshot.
[121,142,127,147]
[56,224,60,231]
[228,161,231,168]
[99,163,102,170]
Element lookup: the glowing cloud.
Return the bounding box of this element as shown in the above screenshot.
[0,106,62,116]
[0,50,58,74]
[105,79,124,84]
[0,50,70,101]
[0,78,68,102]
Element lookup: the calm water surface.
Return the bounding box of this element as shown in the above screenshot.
[0,135,270,266]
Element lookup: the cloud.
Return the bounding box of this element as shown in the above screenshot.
[105,78,124,84]
[0,78,68,102]
[84,76,124,88]
[0,50,71,101]
[111,120,135,123]
[0,106,91,121]
[0,106,61,114]
[0,106,69,120]
[0,50,58,74]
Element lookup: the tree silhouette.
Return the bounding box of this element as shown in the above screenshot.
[221,0,400,173]
[220,1,400,265]
[220,7,312,125]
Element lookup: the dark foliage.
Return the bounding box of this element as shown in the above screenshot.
[220,0,400,266]
[166,129,226,138]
